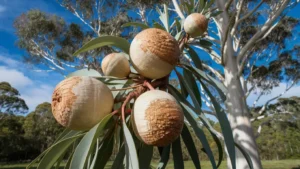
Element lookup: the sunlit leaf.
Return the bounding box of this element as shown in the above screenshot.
[123,122,139,169]
[66,69,102,78]
[70,114,114,169]
[73,36,130,56]
[121,22,150,30]
[37,133,85,169]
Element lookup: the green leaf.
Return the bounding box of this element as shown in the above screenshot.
[64,151,74,169]
[73,36,130,56]
[199,39,214,47]
[111,144,125,169]
[153,22,166,31]
[209,11,223,18]
[67,69,102,78]
[180,102,217,169]
[181,124,201,169]
[186,46,203,70]
[37,133,85,169]
[175,70,201,111]
[138,144,153,169]
[203,0,215,13]
[183,68,201,107]
[70,114,114,169]
[54,128,71,143]
[183,65,226,101]
[199,81,236,169]
[172,137,184,169]
[91,131,115,169]
[198,0,206,13]
[156,5,169,32]
[123,122,139,169]
[121,22,150,30]
[235,143,254,169]
[156,145,171,169]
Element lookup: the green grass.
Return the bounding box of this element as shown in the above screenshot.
[1,160,300,169]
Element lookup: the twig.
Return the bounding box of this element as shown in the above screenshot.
[110,84,143,91]
[143,81,155,90]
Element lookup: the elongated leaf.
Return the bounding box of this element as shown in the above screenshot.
[54,129,71,143]
[37,133,85,169]
[183,69,201,107]
[153,22,166,30]
[199,39,213,47]
[186,46,203,70]
[121,22,150,30]
[138,144,153,169]
[172,137,184,169]
[198,0,206,13]
[92,131,115,169]
[123,122,139,169]
[168,84,223,168]
[70,114,113,169]
[210,11,223,18]
[183,65,226,101]
[181,124,201,169]
[156,145,171,169]
[235,143,254,169]
[111,144,126,169]
[64,151,74,169]
[73,36,130,56]
[180,102,217,169]
[67,69,102,78]
[175,70,201,111]
[199,80,236,169]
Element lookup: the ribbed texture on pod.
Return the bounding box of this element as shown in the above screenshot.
[132,90,184,146]
[51,76,113,130]
[102,53,130,78]
[130,28,180,79]
[184,13,208,38]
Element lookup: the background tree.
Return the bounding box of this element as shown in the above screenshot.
[23,102,63,153]
[0,82,28,117]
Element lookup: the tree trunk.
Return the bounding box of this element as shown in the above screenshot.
[223,53,263,169]
[215,1,263,168]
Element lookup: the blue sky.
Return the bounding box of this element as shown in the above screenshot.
[1,0,300,113]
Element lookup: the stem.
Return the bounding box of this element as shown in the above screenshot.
[110,84,143,91]
[143,81,155,90]
[121,95,134,122]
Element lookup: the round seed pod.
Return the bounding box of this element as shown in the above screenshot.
[184,13,208,38]
[130,28,180,79]
[132,90,184,146]
[51,76,114,131]
[102,53,131,78]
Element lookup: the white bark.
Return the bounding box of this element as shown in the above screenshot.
[215,1,263,169]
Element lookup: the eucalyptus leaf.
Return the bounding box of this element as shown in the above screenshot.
[181,124,201,169]
[73,36,130,56]
[121,22,150,30]
[37,133,85,169]
[138,144,153,169]
[70,114,114,169]
[172,137,184,169]
[111,144,126,169]
[156,145,171,169]
[123,122,139,169]
[66,69,102,78]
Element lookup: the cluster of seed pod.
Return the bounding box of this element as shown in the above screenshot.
[51,13,208,146]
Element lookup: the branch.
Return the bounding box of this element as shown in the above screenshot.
[231,0,245,36]
[256,80,297,115]
[231,0,264,36]
[171,0,185,20]
[202,63,225,82]
[237,0,291,64]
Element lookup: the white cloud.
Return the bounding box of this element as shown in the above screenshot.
[0,66,33,88]
[0,5,6,13]
[0,55,21,67]
[0,66,54,112]
[247,83,300,107]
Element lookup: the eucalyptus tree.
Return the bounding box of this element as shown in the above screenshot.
[0,82,28,117]
[19,0,300,169]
